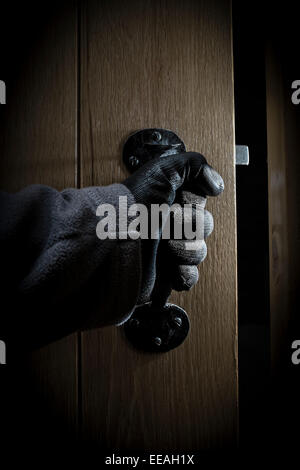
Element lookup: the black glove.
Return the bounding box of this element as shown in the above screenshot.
[123,152,224,305]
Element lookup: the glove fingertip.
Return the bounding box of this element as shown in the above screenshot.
[201,164,224,196]
[172,265,199,291]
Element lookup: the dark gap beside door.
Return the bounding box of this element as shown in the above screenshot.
[232,0,270,448]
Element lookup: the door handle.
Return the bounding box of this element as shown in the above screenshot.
[123,128,192,353]
[122,130,249,353]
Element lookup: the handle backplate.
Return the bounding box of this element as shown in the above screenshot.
[123,128,186,173]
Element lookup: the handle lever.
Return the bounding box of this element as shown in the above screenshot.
[123,128,191,353]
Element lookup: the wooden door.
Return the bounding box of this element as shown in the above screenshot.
[80,0,237,450]
[0,0,237,450]
[0,2,79,445]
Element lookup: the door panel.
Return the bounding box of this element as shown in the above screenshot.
[0,3,78,441]
[80,0,237,449]
[265,45,289,369]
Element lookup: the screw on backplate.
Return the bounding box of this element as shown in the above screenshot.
[153,336,162,347]
[129,155,139,167]
[152,131,162,142]
[172,317,182,327]
[130,318,140,328]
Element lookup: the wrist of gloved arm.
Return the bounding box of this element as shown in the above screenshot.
[79,183,143,328]
[0,183,143,346]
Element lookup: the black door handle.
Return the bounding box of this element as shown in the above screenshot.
[123,128,192,353]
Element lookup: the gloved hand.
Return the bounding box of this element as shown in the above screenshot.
[123,152,224,305]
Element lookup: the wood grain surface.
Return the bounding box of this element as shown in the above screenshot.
[80,0,238,449]
[0,4,78,442]
[266,44,300,370]
[265,45,289,369]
